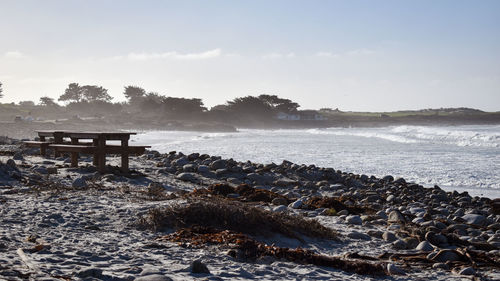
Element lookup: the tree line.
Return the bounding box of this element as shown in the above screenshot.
[0,82,302,120]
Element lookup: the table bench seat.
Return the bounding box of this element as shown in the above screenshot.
[23,141,52,156]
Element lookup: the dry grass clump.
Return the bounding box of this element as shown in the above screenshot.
[138,198,337,241]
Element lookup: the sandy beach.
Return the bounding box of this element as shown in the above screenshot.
[0,138,499,280]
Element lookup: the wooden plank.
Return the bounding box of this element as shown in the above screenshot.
[48,144,97,153]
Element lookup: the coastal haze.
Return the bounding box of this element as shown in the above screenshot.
[1,1,500,281]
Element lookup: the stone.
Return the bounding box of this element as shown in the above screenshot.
[13,152,23,160]
[272,205,288,212]
[72,177,87,188]
[76,267,103,278]
[172,156,189,167]
[429,249,462,263]
[457,267,475,276]
[182,164,197,172]
[134,275,173,281]
[47,167,58,174]
[386,195,395,202]
[33,166,48,174]
[289,199,303,209]
[425,231,448,246]
[210,160,227,170]
[403,237,419,249]
[387,263,405,275]
[383,175,394,182]
[432,263,449,270]
[337,210,349,216]
[367,230,383,239]
[392,239,407,250]
[347,231,371,240]
[176,173,198,182]
[416,241,434,251]
[462,214,486,226]
[382,231,397,242]
[6,159,16,168]
[346,215,362,225]
[388,210,406,224]
[197,165,210,173]
[190,259,210,274]
[376,210,388,219]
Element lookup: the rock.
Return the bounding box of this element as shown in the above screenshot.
[386,195,395,202]
[347,231,371,240]
[47,167,58,174]
[210,160,227,170]
[182,164,197,172]
[76,267,103,278]
[72,177,87,188]
[457,267,475,276]
[367,230,383,239]
[271,197,288,206]
[403,237,419,249]
[432,263,449,270]
[462,214,486,226]
[176,173,198,182]
[346,215,362,225]
[382,231,397,242]
[383,175,394,182]
[289,199,303,209]
[197,165,210,173]
[416,241,434,251]
[246,173,267,184]
[392,239,407,250]
[135,275,173,281]
[388,210,406,224]
[6,159,16,168]
[13,152,23,160]
[425,231,448,246]
[337,210,349,216]
[190,259,210,274]
[272,205,288,212]
[172,156,189,167]
[376,210,388,219]
[33,166,48,174]
[429,249,462,263]
[387,263,405,275]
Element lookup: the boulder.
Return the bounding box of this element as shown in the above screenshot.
[416,241,434,251]
[190,259,210,274]
[210,160,227,170]
[72,177,87,188]
[176,173,198,182]
[347,231,371,240]
[387,263,405,275]
[429,249,462,263]
[388,210,406,224]
[382,231,397,242]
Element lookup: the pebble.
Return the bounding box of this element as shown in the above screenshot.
[272,205,288,212]
[345,215,362,225]
[288,199,303,209]
[388,210,406,224]
[347,231,371,240]
[457,267,475,276]
[190,259,210,274]
[72,177,87,188]
[461,214,486,226]
[416,241,434,251]
[387,263,405,275]
[135,275,173,281]
[382,231,397,242]
[429,249,461,263]
[392,239,407,250]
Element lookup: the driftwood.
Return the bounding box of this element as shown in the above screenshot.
[16,248,39,272]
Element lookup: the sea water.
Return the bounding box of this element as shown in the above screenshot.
[132,125,500,198]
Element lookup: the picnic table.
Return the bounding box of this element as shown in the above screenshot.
[24,130,150,173]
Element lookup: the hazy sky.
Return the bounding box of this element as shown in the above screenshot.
[0,0,499,111]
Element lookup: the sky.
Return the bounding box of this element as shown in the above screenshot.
[0,0,499,112]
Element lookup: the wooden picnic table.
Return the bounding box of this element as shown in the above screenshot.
[33,130,147,173]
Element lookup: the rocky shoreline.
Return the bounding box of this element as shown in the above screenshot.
[0,138,499,280]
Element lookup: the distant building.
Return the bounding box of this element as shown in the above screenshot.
[276,112,301,120]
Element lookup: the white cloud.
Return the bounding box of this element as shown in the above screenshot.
[262,52,295,59]
[4,51,26,59]
[122,48,222,61]
[346,48,375,56]
[315,52,340,58]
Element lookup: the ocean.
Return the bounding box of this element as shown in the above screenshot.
[131,125,500,198]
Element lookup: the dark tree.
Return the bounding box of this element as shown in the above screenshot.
[163,97,206,115]
[226,96,273,116]
[81,85,112,102]
[124,86,146,104]
[0,81,3,98]
[39,96,58,107]
[258,94,300,113]
[59,83,83,103]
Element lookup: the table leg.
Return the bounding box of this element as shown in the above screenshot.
[54,132,63,158]
[92,139,98,166]
[121,137,129,173]
[39,136,47,156]
[70,138,79,167]
[97,136,106,173]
